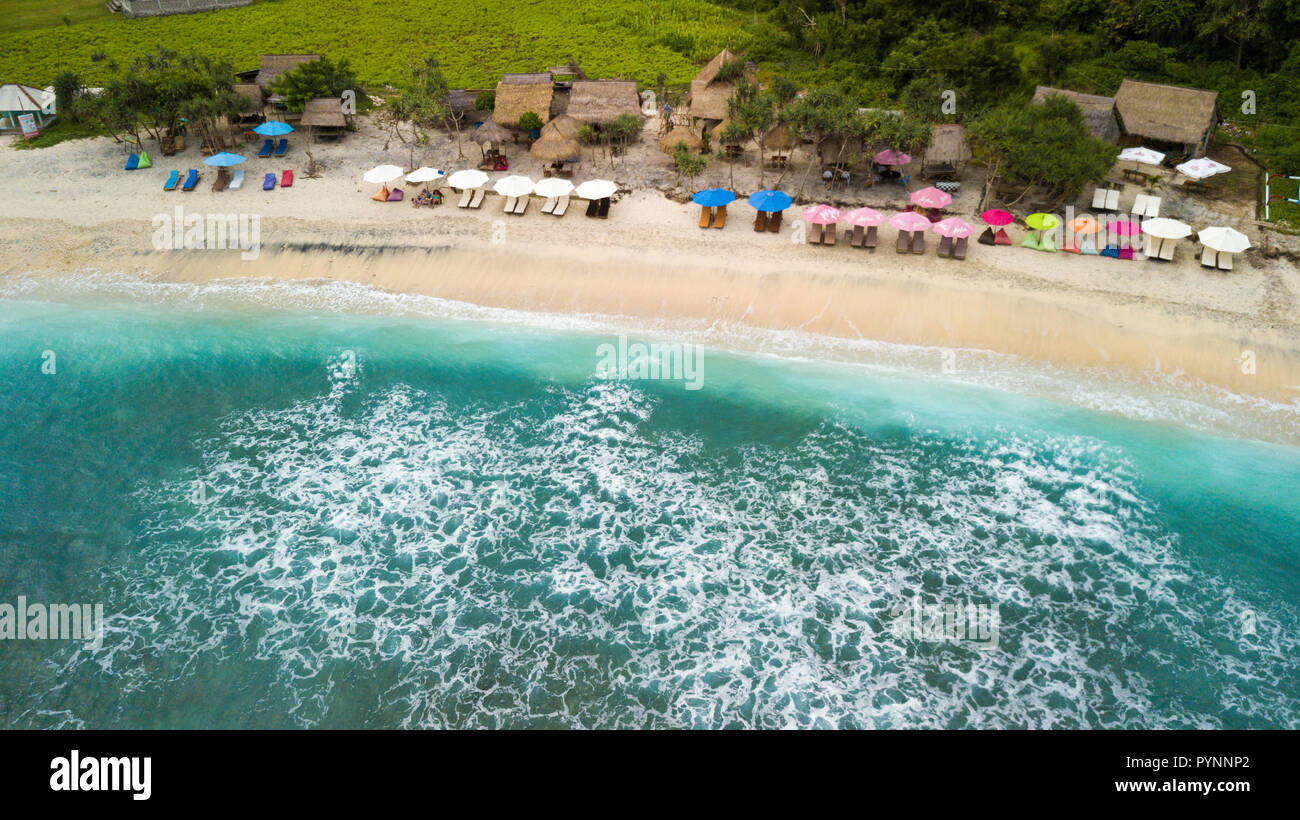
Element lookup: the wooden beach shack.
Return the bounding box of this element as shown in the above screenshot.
[687,49,741,138]
[301,97,347,140]
[565,80,641,124]
[493,73,554,127]
[921,124,972,179]
[1113,79,1219,157]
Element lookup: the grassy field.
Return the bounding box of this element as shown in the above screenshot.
[1268,175,1300,231]
[0,0,750,89]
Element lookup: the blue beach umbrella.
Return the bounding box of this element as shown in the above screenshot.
[202,152,246,167]
[691,188,736,207]
[253,120,295,136]
[747,189,792,212]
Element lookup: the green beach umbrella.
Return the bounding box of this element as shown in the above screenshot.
[1025,213,1059,231]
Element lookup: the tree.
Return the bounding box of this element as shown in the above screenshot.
[784,86,857,196]
[385,57,451,168]
[1256,125,1300,175]
[475,91,495,112]
[728,77,775,185]
[518,111,543,133]
[271,57,359,113]
[674,141,708,192]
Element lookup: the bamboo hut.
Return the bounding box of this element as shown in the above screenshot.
[565,80,642,124]
[1032,86,1119,143]
[921,124,971,179]
[1113,79,1219,155]
[531,131,582,163]
[688,49,741,134]
[301,97,347,140]
[493,73,554,127]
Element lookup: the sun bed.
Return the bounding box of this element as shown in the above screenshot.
[282,170,293,188]
[213,168,230,192]
[850,225,864,247]
[1217,252,1233,271]
[937,235,953,258]
[541,197,557,214]
[598,198,610,218]
[1144,237,1163,260]
[1105,189,1120,212]
[274,138,288,157]
[809,223,823,244]
[587,198,600,217]
[699,206,713,228]
[864,226,878,250]
[895,230,909,253]
[257,139,273,158]
[553,195,569,217]
[514,195,530,215]
[1201,247,1217,268]
[182,169,199,191]
[1144,197,1160,218]
[229,169,244,190]
[163,170,180,191]
[910,231,924,254]
[823,225,835,245]
[503,196,518,213]
[1131,194,1149,216]
[387,188,403,202]
[125,153,140,171]
[754,211,768,232]
[458,189,472,208]
[1091,188,1108,210]
[954,237,968,260]
[767,211,782,233]
[469,188,485,208]
[263,172,276,191]
[713,204,726,228]
[1159,239,1176,261]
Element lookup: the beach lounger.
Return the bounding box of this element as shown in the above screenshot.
[864,226,878,250]
[910,231,924,254]
[937,235,953,258]
[1091,188,1108,210]
[895,230,909,253]
[978,226,995,246]
[809,223,823,244]
[1105,189,1120,212]
[503,196,518,213]
[1144,197,1160,218]
[598,198,610,218]
[387,188,403,202]
[553,195,569,217]
[699,206,713,228]
[458,189,472,208]
[282,170,293,188]
[954,237,968,260]
[257,139,273,158]
[182,169,199,191]
[587,198,600,217]
[163,170,180,191]
[1131,194,1149,216]
[1145,237,1163,260]
[263,172,276,191]
[1217,252,1233,271]
[767,211,782,233]
[125,153,140,171]
[1160,239,1176,261]
[823,224,835,245]
[229,169,244,190]
[213,168,229,192]
[850,225,864,247]
[470,188,485,208]
[713,204,726,229]
[541,197,557,214]
[274,138,288,157]
[1201,246,1217,268]
[994,228,1012,246]
[514,195,530,215]
[754,211,768,232]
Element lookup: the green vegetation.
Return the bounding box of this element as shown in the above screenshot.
[518,111,543,132]
[10,115,106,149]
[0,0,107,35]
[271,57,358,112]
[1269,175,1300,230]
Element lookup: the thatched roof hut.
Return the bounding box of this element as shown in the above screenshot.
[543,114,582,140]
[659,124,702,154]
[688,49,739,123]
[1113,79,1219,154]
[819,135,865,166]
[531,131,581,163]
[493,73,554,127]
[921,124,971,177]
[566,80,641,124]
[448,89,490,125]
[301,97,347,139]
[471,120,511,146]
[1032,86,1119,143]
[255,54,321,91]
[235,83,264,107]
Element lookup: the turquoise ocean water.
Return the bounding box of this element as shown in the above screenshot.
[1,275,1297,729]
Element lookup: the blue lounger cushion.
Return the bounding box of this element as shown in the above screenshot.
[163,170,180,190]
[263,172,276,191]
[257,139,273,157]
[181,169,198,191]
[274,138,288,156]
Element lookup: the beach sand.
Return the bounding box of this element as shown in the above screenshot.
[3,118,1299,415]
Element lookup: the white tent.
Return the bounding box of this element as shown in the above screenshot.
[0,83,56,131]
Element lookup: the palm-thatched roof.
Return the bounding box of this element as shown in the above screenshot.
[764,122,794,151]
[659,124,702,154]
[493,73,553,127]
[689,49,738,122]
[301,97,346,128]
[542,114,582,140]
[819,135,865,166]
[922,124,971,172]
[1032,86,1119,143]
[234,83,264,108]
[566,80,641,124]
[471,120,511,145]
[531,131,582,162]
[255,54,321,91]
[1113,79,1219,147]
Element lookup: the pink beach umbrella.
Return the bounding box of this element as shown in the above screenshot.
[932,217,975,238]
[874,149,912,166]
[980,209,1013,226]
[802,204,842,225]
[910,186,952,210]
[1110,219,1142,236]
[890,211,932,232]
[843,206,885,227]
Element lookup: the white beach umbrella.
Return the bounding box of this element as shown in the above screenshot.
[362,164,404,184]
[1118,146,1166,167]
[405,166,445,184]
[575,179,617,200]
[534,177,575,198]
[1197,226,1251,254]
[447,169,489,190]
[1140,218,1192,239]
[1176,157,1231,180]
[492,174,536,198]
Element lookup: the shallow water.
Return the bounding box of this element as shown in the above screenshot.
[1,277,1297,728]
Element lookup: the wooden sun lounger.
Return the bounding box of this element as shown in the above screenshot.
[767,211,782,233]
[896,231,909,253]
[808,223,823,244]
[541,197,557,214]
[503,196,517,213]
[954,237,968,260]
[754,211,768,231]
[713,204,726,228]
[1201,246,1217,268]
[163,170,180,191]
[553,195,569,217]
[514,195,530,215]
[458,189,472,208]
[699,206,713,228]
[1217,252,1233,271]
[470,188,485,208]
[864,226,878,250]
[937,235,953,258]
[212,168,229,192]
[1131,194,1149,216]
[1159,239,1176,261]
[911,231,925,254]
[823,225,835,245]
[1105,188,1120,212]
[1091,188,1108,210]
[1144,197,1160,218]
[850,225,864,247]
